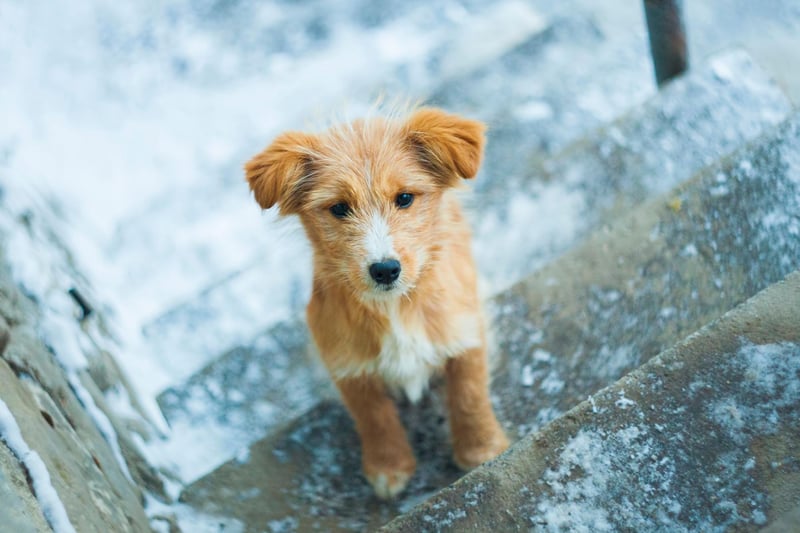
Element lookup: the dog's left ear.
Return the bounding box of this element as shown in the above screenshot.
[406,108,486,186]
[245,132,319,215]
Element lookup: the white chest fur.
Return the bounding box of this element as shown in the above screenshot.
[376,322,443,403]
[333,310,483,402]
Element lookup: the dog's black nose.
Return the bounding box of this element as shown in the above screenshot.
[369,259,401,285]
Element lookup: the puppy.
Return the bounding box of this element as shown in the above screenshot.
[245,108,509,499]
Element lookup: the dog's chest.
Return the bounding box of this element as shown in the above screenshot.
[376,323,442,403]
[331,311,482,401]
[375,312,482,402]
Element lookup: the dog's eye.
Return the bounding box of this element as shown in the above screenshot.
[395,193,414,209]
[329,202,351,219]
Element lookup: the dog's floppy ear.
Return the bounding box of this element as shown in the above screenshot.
[245,132,318,214]
[406,108,486,186]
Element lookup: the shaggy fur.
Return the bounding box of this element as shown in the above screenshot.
[246,107,509,499]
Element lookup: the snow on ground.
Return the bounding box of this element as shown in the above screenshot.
[526,340,800,532]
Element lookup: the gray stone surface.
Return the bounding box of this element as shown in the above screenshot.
[385,271,800,532]
[0,220,153,531]
[523,49,789,219]
[429,13,653,163]
[178,112,800,531]
[157,319,335,454]
[469,48,792,288]
[0,439,51,533]
[0,357,149,532]
[0,314,8,355]
[489,110,800,438]
[180,390,459,532]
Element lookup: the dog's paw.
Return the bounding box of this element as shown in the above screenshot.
[453,430,510,471]
[366,470,413,500]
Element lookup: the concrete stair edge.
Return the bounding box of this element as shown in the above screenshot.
[383,269,800,531]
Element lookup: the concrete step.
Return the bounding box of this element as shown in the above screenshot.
[429,14,654,174]
[470,48,792,289]
[146,48,791,399]
[155,319,335,482]
[172,109,800,530]
[484,107,800,437]
[385,270,800,532]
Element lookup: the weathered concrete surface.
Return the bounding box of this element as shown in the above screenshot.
[469,49,791,288]
[0,217,154,531]
[0,356,149,532]
[0,429,52,533]
[489,111,800,439]
[430,13,653,163]
[528,49,790,223]
[385,271,800,532]
[177,113,800,532]
[157,319,335,473]
[180,389,460,532]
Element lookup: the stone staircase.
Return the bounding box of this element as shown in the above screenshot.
[155,41,800,531]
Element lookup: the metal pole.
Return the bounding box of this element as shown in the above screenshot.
[643,0,688,86]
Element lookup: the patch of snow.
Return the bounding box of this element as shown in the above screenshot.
[536,430,614,532]
[267,516,299,533]
[474,182,585,292]
[139,413,252,483]
[531,424,686,532]
[66,371,133,482]
[614,391,636,409]
[146,495,244,533]
[680,243,699,257]
[521,365,535,387]
[0,398,77,533]
[516,100,554,121]
[540,370,565,395]
[659,307,677,320]
[707,341,800,445]
[435,1,546,81]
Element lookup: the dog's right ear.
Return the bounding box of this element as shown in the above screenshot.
[245,132,318,215]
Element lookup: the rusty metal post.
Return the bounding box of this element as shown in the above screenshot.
[643,0,688,86]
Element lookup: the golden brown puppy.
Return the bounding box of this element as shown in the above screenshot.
[246,108,508,499]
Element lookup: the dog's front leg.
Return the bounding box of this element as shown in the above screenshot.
[336,375,416,499]
[445,346,509,469]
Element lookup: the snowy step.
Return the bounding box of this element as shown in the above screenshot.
[485,108,800,438]
[429,13,655,167]
[155,319,334,482]
[180,391,458,532]
[173,109,800,531]
[469,48,791,289]
[385,270,800,532]
[142,48,791,391]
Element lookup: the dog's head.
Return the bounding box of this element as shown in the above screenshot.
[245,108,485,301]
